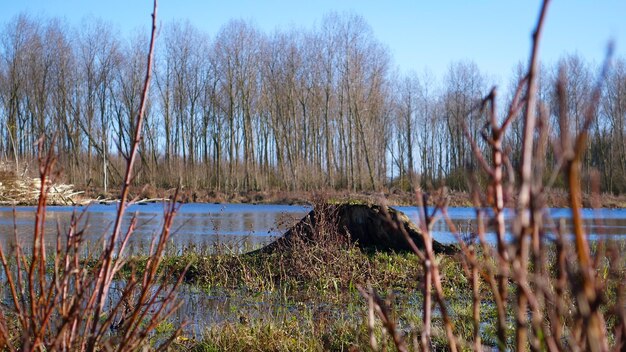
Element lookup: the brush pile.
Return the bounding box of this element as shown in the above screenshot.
[0,166,83,205]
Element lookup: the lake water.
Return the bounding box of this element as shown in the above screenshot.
[1,203,626,254]
[2,202,626,338]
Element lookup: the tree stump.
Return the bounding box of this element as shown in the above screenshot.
[251,203,457,255]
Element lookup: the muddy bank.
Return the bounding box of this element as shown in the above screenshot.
[109,187,626,209]
[6,174,626,208]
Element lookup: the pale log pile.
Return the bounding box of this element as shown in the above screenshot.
[0,169,84,206]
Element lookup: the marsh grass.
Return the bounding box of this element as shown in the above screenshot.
[130,240,496,350]
[147,228,625,351]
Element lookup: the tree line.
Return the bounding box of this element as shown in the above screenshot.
[1,13,626,194]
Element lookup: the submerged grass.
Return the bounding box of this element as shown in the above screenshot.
[128,240,427,303]
[121,234,446,350]
[143,236,625,351]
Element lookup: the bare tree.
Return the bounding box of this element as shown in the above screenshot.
[601,58,626,192]
[1,9,624,197]
[442,61,485,189]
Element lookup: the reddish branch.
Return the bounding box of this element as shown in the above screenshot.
[89,2,159,347]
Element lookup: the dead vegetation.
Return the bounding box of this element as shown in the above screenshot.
[0,165,84,205]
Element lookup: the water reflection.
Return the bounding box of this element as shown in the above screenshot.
[2,204,626,255]
[3,203,626,338]
[0,203,310,254]
[397,206,626,244]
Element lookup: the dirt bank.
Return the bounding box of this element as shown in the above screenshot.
[82,185,626,209]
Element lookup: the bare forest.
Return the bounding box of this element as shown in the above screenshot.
[2,2,626,350]
[2,13,626,195]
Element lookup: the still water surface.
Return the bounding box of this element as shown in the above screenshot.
[1,203,626,253]
[2,202,626,336]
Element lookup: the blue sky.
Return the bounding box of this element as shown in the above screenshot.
[2,1,625,86]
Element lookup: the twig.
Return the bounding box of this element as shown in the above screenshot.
[90,1,159,348]
[357,285,408,352]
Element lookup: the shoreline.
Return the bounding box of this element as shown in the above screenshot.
[4,167,626,208]
[77,186,626,209]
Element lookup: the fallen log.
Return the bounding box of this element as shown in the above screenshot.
[252,202,457,255]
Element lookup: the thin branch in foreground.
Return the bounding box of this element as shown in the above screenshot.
[90,1,159,347]
[357,285,408,352]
